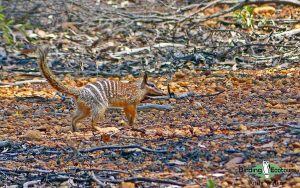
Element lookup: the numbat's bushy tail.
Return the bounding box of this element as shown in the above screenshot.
[37,47,79,97]
[37,47,165,132]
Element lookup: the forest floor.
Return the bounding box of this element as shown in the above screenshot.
[0,0,300,187]
[1,67,299,187]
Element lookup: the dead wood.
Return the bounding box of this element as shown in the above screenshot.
[78,144,167,154]
[90,171,106,187]
[148,90,225,100]
[97,177,187,186]
[179,0,300,24]
[23,180,41,188]
[0,80,47,88]
[178,0,300,12]
[109,43,186,59]
[179,0,224,23]
[274,28,300,37]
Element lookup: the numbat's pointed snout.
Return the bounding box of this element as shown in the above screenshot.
[37,47,165,132]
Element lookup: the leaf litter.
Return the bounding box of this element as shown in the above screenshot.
[0,0,300,187]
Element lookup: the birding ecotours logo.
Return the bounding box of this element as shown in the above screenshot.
[239,160,289,179]
[262,161,271,178]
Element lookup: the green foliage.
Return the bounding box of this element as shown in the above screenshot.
[15,21,31,39]
[0,6,32,45]
[0,6,14,45]
[206,179,216,188]
[234,5,255,29]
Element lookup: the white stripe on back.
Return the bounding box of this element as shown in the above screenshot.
[94,82,108,104]
[112,81,116,97]
[103,80,111,97]
[84,87,104,107]
[96,81,108,102]
[102,80,109,95]
[89,83,108,105]
[115,81,118,96]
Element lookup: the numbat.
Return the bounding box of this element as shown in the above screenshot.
[37,47,165,132]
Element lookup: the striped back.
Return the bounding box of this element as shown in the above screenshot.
[81,80,140,107]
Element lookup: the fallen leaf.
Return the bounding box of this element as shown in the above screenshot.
[213,95,226,105]
[101,134,111,143]
[61,22,79,33]
[211,173,225,177]
[168,160,186,165]
[174,71,185,79]
[294,23,300,29]
[34,28,47,38]
[120,182,135,188]
[253,6,276,17]
[225,157,244,168]
[239,124,248,131]
[270,108,288,114]
[96,127,120,134]
[259,141,274,148]
[183,185,200,188]
[197,174,207,179]
[23,130,42,141]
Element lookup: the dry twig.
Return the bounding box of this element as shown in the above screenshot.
[90,171,106,187]
[0,80,47,88]
[109,43,185,59]
[23,180,41,188]
[79,144,167,153]
[148,90,225,100]
[124,177,187,186]
[179,0,300,24]
[274,28,300,37]
[108,104,172,111]
[97,176,187,186]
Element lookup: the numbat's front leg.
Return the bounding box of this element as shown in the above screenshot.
[124,105,137,126]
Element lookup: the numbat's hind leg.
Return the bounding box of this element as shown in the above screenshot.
[72,101,90,132]
[124,105,137,126]
[91,108,106,132]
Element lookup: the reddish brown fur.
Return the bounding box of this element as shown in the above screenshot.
[37,47,165,132]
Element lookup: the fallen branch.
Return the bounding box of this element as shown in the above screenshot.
[280,122,300,130]
[238,130,269,135]
[109,43,185,58]
[228,0,300,6]
[274,28,300,37]
[0,140,10,148]
[79,144,167,154]
[125,177,186,186]
[0,168,53,174]
[0,79,47,88]
[43,145,167,155]
[23,180,41,188]
[218,43,296,59]
[16,96,49,102]
[108,104,173,111]
[179,0,224,23]
[197,1,245,22]
[97,177,187,186]
[180,0,300,24]
[137,104,172,111]
[178,0,300,12]
[69,167,133,176]
[148,90,225,100]
[90,171,106,187]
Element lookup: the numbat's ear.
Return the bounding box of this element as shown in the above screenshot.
[140,72,148,88]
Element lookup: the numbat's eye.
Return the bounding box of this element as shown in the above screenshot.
[148,83,155,87]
